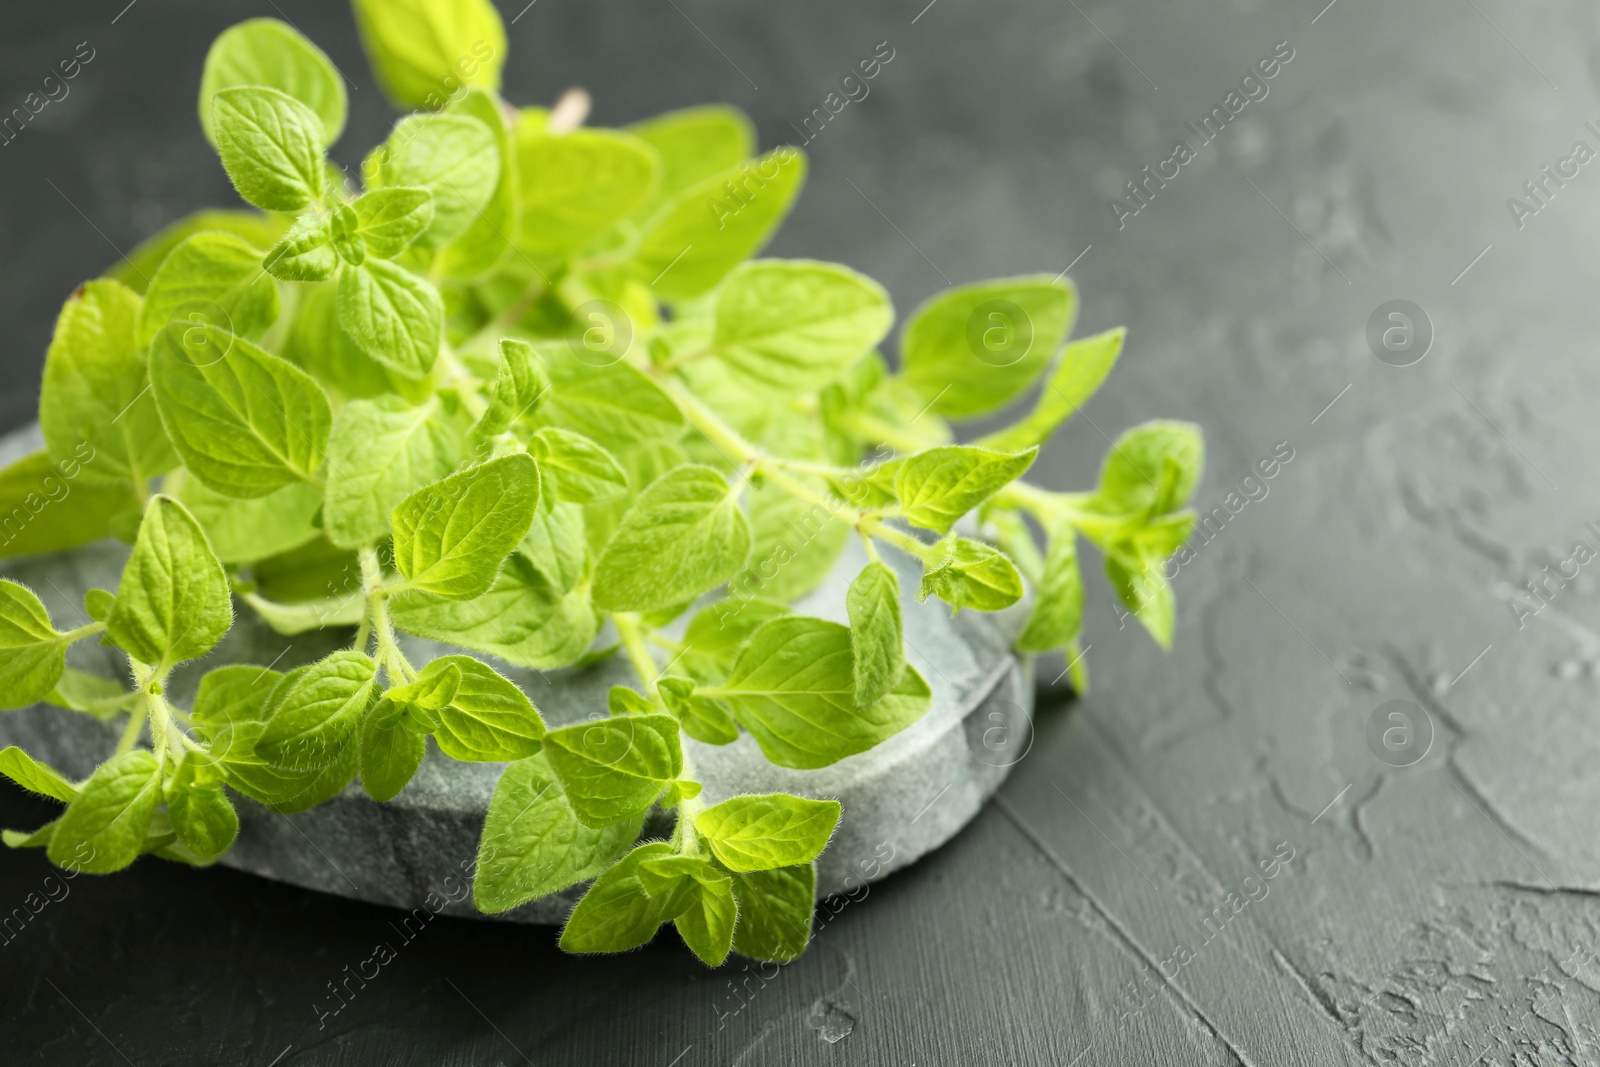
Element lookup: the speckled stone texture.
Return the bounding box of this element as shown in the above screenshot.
[0,425,1034,922]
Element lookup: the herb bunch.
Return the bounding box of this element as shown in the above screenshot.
[0,0,1201,965]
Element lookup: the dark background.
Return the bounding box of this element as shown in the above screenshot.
[8,0,1600,1064]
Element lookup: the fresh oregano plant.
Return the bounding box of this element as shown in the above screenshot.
[0,0,1202,965]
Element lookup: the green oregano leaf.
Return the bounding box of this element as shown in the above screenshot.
[711,259,892,394]
[199,17,346,148]
[474,752,641,914]
[917,536,1025,613]
[256,650,377,769]
[846,561,904,707]
[350,0,506,111]
[543,713,682,828]
[474,337,550,438]
[700,615,931,770]
[0,581,70,710]
[39,279,177,491]
[104,495,231,669]
[900,275,1077,420]
[150,322,332,498]
[894,445,1037,535]
[425,655,546,762]
[695,793,841,873]
[136,231,280,350]
[559,841,679,953]
[264,214,338,282]
[727,862,816,963]
[47,749,161,874]
[351,186,435,259]
[391,452,541,600]
[324,395,462,549]
[592,465,751,613]
[336,258,445,379]
[166,758,240,858]
[358,697,427,802]
[0,745,77,802]
[531,428,627,504]
[1016,521,1084,653]
[376,114,498,251]
[210,86,326,212]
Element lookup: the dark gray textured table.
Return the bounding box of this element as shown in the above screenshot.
[5,1,1599,1064]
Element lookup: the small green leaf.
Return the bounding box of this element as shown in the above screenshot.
[917,537,1024,612]
[711,259,892,394]
[728,863,816,963]
[385,663,460,712]
[657,676,739,745]
[895,445,1037,535]
[678,597,791,683]
[47,749,161,873]
[543,713,682,828]
[703,616,931,770]
[46,668,132,717]
[351,186,435,258]
[105,495,231,668]
[3,822,58,850]
[40,279,177,491]
[521,500,587,592]
[695,793,841,873]
[390,553,599,669]
[901,275,1078,420]
[540,353,685,447]
[846,561,904,707]
[324,395,462,549]
[337,259,445,379]
[436,88,518,279]
[1108,550,1176,650]
[977,327,1126,452]
[740,479,851,603]
[176,476,322,565]
[629,148,808,300]
[628,105,753,213]
[150,323,332,498]
[0,452,140,560]
[531,428,626,504]
[351,0,506,110]
[190,664,359,813]
[113,210,290,294]
[592,465,751,613]
[514,127,659,265]
[167,759,239,857]
[0,581,67,710]
[199,18,346,148]
[475,337,550,438]
[1095,420,1204,517]
[1016,522,1084,653]
[211,86,325,212]
[672,865,737,966]
[376,114,498,250]
[0,746,76,802]
[263,214,338,282]
[607,686,655,716]
[391,453,541,600]
[136,231,279,350]
[559,842,678,953]
[255,650,378,770]
[358,697,427,801]
[474,752,641,914]
[426,655,546,762]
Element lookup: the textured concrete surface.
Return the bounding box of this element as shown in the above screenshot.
[5,0,1600,1064]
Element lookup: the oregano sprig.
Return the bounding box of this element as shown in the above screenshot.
[0,0,1202,969]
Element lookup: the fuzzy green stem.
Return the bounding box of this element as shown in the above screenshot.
[613,613,661,705]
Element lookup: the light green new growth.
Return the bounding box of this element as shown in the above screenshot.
[0,0,1202,966]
